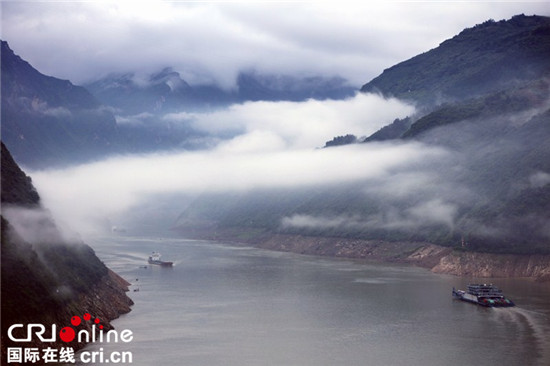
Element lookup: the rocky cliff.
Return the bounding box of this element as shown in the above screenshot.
[428,250,550,280]
[1,142,133,363]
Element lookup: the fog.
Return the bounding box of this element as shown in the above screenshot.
[2,205,81,245]
[282,197,458,232]
[164,93,414,149]
[28,93,452,237]
[26,91,550,249]
[32,139,452,236]
[37,147,454,239]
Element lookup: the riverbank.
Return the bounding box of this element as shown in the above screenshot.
[179,228,550,282]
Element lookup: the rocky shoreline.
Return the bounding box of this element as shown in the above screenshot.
[64,269,134,352]
[43,269,134,354]
[76,269,134,328]
[185,229,550,282]
[0,268,133,364]
[430,250,550,281]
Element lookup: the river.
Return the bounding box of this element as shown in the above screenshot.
[74,236,550,366]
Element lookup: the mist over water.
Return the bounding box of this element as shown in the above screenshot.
[29,93,424,237]
[27,88,550,250]
[75,236,550,366]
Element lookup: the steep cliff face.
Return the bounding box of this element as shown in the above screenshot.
[1,142,133,363]
[1,40,119,168]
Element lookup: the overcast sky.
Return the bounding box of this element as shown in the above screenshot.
[2,1,548,88]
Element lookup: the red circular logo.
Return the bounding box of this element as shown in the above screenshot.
[71,316,81,326]
[59,327,76,342]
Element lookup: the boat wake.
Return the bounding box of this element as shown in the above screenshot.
[493,307,550,366]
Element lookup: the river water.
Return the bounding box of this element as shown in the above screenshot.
[75,236,550,366]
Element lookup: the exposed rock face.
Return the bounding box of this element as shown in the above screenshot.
[77,269,133,326]
[50,269,134,352]
[404,244,453,268]
[430,251,550,280]
[186,228,550,281]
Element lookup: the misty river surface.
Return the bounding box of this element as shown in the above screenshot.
[76,236,550,366]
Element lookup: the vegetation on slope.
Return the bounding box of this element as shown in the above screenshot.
[361,15,550,106]
[1,142,131,358]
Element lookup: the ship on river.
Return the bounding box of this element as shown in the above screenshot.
[148,252,173,267]
[452,283,515,307]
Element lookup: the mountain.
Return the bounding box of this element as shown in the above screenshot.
[1,40,120,168]
[360,15,550,254]
[1,142,133,358]
[175,15,550,255]
[0,42,223,168]
[83,68,228,115]
[235,71,355,102]
[0,142,40,206]
[328,14,550,145]
[334,15,550,253]
[1,39,355,169]
[85,68,356,115]
[361,14,550,107]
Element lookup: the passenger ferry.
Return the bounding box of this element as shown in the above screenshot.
[452,284,515,307]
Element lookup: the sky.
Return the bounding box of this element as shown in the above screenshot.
[2,1,549,88]
[3,1,549,239]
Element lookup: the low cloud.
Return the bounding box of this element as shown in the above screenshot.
[115,112,155,126]
[42,106,72,119]
[281,214,366,230]
[28,93,457,238]
[24,97,73,118]
[282,199,458,232]
[2,205,80,245]
[165,93,415,149]
[405,199,458,229]
[529,171,550,188]
[30,140,448,237]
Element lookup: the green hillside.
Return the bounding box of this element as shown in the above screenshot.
[360,14,550,106]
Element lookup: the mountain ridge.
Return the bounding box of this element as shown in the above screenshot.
[1,40,120,168]
[1,39,356,168]
[360,14,550,107]
[85,68,356,115]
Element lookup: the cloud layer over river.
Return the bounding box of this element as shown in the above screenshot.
[29,94,455,236]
